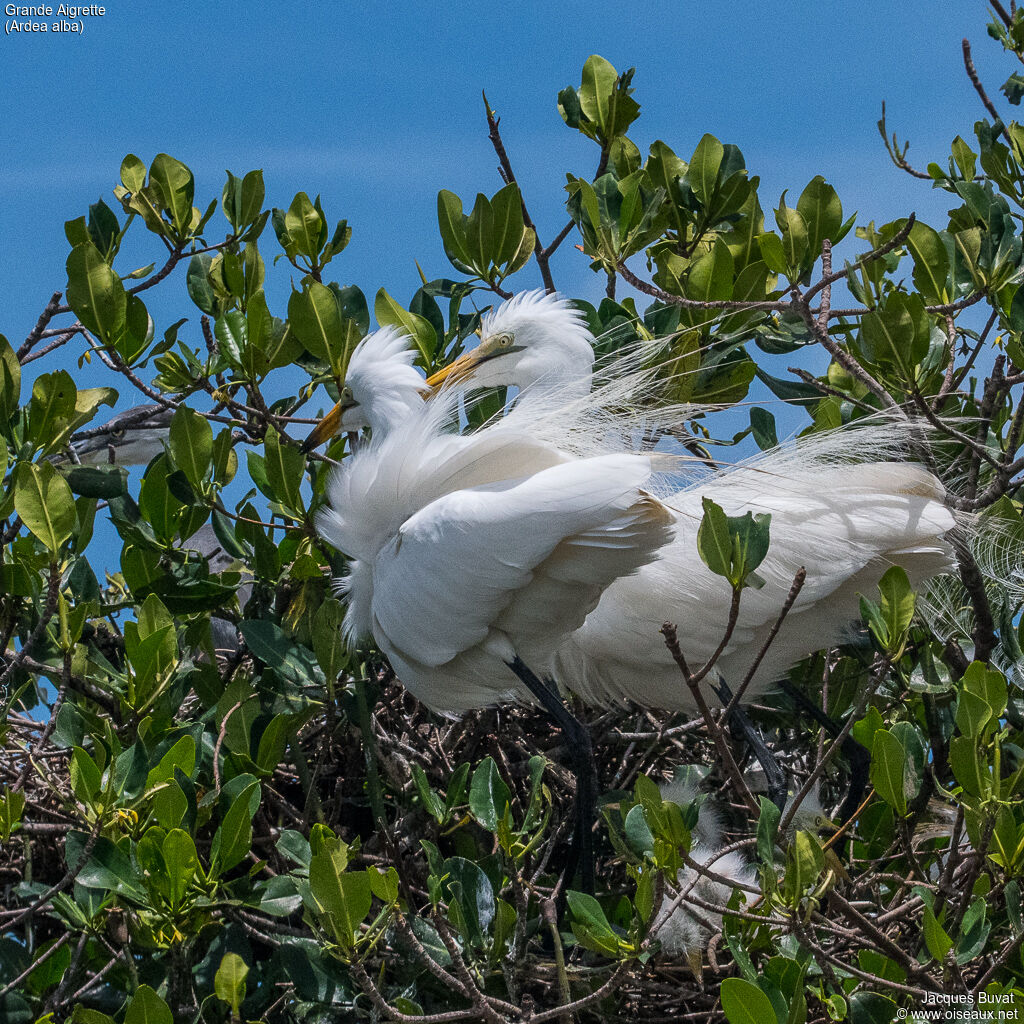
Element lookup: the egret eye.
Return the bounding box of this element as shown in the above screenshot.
[341,386,354,402]
[498,333,514,348]
[111,427,126,439]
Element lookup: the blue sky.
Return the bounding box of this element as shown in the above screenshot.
[0,1,1011,412]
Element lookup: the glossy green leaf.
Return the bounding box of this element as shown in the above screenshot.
[149,153,195,235]
[162,829,197,907]
[689,133,725,207]
[870,729,908,816]
[214,952,249,1014]
[469,756,511,831]
[309,848,372,948]
[168,405,212,491]
[720,977,778,1024]
[66,242,126,343]
[14,462,75,551]
[212,780,259,875]
[264,425,305,513]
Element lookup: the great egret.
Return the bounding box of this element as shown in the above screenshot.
[301,325,429,450]
[653,769,834,975]
[425,291,958,809]
[315,383,676,886]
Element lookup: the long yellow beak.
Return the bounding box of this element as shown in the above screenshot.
[301,400,348,453]
[424,349,488,390]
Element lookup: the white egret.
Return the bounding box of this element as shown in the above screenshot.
[301,325,428,450]
[652,771,757,976]
[315,376,676,886]
[425,291,959,808]
[653,769,836,975]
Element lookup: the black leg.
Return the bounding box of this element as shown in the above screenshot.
[507,656,597,895]
[775,678,870,829]
[714,680,788,810]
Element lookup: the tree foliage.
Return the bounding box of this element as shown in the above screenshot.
[4,6,1024,1022]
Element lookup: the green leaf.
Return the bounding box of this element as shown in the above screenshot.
[28,369,77,452]
[907,221,950,304]
[876,565,915,654]
[214,952,249,1015]
[689,133,725,207]
[750,407,778,451]
[284,192,325,261]
[697,497,732,579]
[755,232,789,275]
[312,599,347,681]
[120,153,147,193]
[870,729,908,816]
[756,797,781,866]
[923,904,953,961]
[168,405,213,491]
[125,985,172,1024]
[264,425,305,513]
[65,466,127,499]
[66,242,126,344]
[149,153,195,235]
[70,746,102,804]
[239,620,323,688]
[309,849,373,948]
[0,334,20,423]
[796,175,844,256]
[696,496,771,589]
[469,756,511,831]
[367,865,401,905]
[73,833,146,901]
[162,829,197,907]
[949,735,987,798]
[578,55,638,142]
[444,857,495,948]
[14,462,76,551]
[255,714,291,775]
[566,890,621,957]
[375,288,436,365]
[212,780,259,875]
[288,281,346,370]
[720,977,778,1024]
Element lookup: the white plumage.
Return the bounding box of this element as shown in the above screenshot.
[315,386,674,712]
[431,290,958,712]
[652,772,757,967]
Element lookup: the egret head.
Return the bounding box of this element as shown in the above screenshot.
[302,326,426,451]
[784,786,838,840]
[69,405,175,466]
[425,290,596,399]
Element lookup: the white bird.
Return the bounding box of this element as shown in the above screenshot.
[301,326,428,450]
[426,293,957,699]
[313,358,676,884]
[423,291,959,813]
[652,770,757,976]
[652,769,837,975]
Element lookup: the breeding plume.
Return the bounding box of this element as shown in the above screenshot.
[427,291,958,716]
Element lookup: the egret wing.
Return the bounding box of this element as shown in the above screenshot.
[371,454,671,668]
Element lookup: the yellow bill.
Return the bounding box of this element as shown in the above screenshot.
[424,349,489,390]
